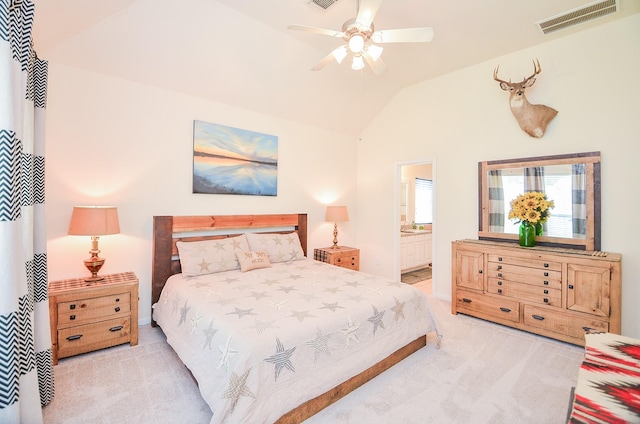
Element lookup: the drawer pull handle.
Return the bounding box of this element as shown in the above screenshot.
[478,270,483,274]
[497,265,502,270]
[543,298,549,303]
[498,273,503,277]
[544,281,549,285]
[116,298,120,302]
[497,281,502,285]
[544,272,549,277]
[114,307,121,313]
[497,289,502,294]
[69,304,76,310]
[498,257,503,261]
[543,289,549,294]
[544,263,549,268]
[462,298,472,303]
[109,326,124,332]
[532,315,545,321]
[568,285,574,290]
[499,307,511,313]
[582,326,593,332]
[66,334,82,341]
[69,315,76,320]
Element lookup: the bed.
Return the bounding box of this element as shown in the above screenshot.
[151,213,442,423]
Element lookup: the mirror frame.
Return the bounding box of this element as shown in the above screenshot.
[478,151,601,251]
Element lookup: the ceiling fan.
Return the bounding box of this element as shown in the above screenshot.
[288,0,434,75]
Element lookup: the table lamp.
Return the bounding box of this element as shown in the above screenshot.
[325,206,349,249]
[68,206,120,282]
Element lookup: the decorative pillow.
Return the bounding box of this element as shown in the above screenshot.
[236,251,272,272]
[176,234,249,276]
[246,232,305,263]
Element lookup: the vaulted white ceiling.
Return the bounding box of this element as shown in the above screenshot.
[32,0,640,136]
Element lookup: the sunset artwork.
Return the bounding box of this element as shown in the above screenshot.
[192,120,278,196]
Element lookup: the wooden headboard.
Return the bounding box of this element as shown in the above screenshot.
[151,213,308,323]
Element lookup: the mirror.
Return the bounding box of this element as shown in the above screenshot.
[400,182,408,223]
[478,152,601,250]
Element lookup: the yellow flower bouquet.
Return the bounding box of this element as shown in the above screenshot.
[508,191,554,225]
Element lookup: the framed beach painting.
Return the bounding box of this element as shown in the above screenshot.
[192,120,278,196]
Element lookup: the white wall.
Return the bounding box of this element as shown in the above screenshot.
[356,15,640,338]
[45,65,358,324]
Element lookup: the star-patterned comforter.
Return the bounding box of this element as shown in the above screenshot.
[153,258,442,423]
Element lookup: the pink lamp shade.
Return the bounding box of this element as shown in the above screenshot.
[325,206,349,222]
[68,206,120,236]
[68,206,120,282]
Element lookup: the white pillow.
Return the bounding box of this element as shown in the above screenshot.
[236,251,272,272]
[245,232,305,263]
[177,234,249,276]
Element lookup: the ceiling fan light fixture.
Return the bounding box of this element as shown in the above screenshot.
[348,34,365,53]
[351,55,365,70]
[367,44,383,61]
[332,45,348,64]
[371,30,383,43]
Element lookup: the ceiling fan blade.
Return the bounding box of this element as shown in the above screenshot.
[363,52,386,76]
[373,27,435,43]
[356,0,383,29]
[311,51,338,71]
[288,24,344,38]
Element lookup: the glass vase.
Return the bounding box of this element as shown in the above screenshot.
[519,221,536,247]
[535,222,543,236]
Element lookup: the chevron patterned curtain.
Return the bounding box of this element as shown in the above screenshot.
[1,1,54,422]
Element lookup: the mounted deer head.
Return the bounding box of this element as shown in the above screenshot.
[493,59,558,138]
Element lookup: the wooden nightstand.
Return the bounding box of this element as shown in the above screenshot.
[49,272,139,364]
[313,246,360,271]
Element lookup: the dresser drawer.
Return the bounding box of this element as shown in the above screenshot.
[58,317,131,359]
[57,292,131,326]
[487,264,562,290]
[455,290,520,323]
[523,305,609,341]
[488,254,562,272]
[487,278,561,307]
[487,265,561,289]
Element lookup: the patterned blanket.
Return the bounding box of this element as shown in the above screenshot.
[568,332,640,423]
[153,258,441,423]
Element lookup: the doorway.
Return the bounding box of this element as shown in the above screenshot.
[397,161,434,294]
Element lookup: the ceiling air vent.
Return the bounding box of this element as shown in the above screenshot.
[536,0,618,35]
[307,0,340,12]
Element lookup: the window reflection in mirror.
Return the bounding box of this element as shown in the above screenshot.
[479,152,600,250]
[490,164,582,238]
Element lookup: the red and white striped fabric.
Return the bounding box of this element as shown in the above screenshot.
[569,332,640,423]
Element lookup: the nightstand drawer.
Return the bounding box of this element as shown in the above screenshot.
[58,317,131,359]
[314,246,360,271]
[334,255,359,270]
[57,292,131,326]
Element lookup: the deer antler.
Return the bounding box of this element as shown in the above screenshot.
[492,65,510,85]
[494,59,542,85]
[522,59,541,85]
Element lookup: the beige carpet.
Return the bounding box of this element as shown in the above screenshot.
[43,284,584,423]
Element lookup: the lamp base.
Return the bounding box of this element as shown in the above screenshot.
[331,223,340,249]
[83,256,105,283]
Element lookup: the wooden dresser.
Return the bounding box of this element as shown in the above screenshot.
[451,240,621,346]
[313,246,360,271]
[49,272,139,364]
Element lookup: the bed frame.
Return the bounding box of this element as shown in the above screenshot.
[151,213,426,423]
